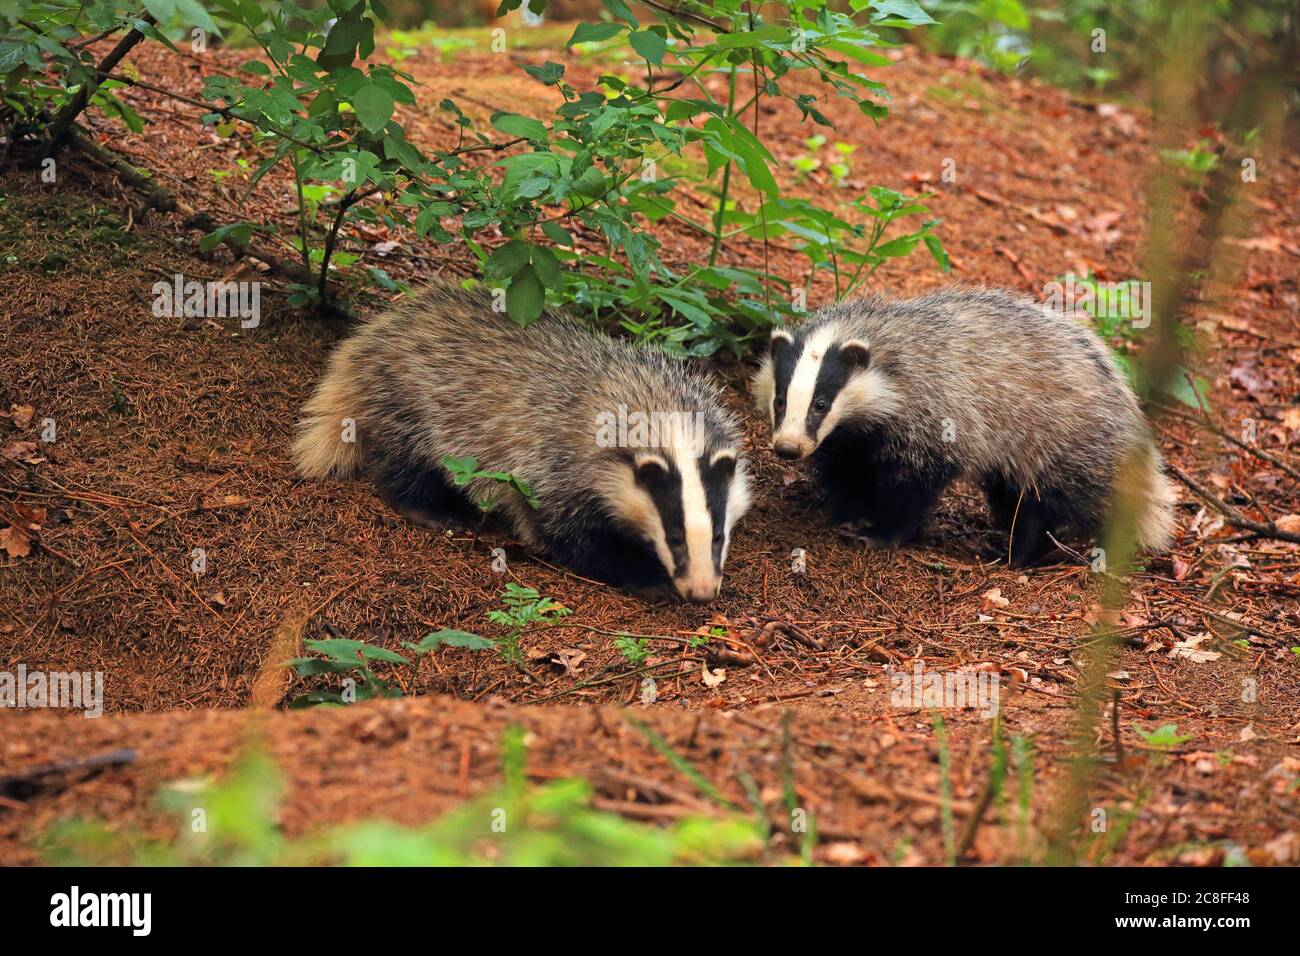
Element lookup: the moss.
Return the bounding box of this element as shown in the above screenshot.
[0,187,140,273]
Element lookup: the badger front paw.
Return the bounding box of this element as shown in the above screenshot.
[835,519,895,550]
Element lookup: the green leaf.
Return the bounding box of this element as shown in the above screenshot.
[629,30,667,65]
[484,239,532,279]
[404,629,496,653]
[491,111,549,143]
[821,40,892,68]
[924,234,951,272]
[602,0,639,26]
[199,221,255,252]
[523,61,565,85]
[303,638,410,666]
[859,0,936,25]
[353,81,394,134]
[711,24,789,49]
[568,22,625,46]
[873,235,919,258]
[530,245,562,289]
[1167,370,1211,409]
[317,6,365,69]
[541,222,574,246]
[442,455,480,486]
[506,266,545,326]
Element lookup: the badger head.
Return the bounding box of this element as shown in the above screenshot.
[606,440,751,604]
[752,323,898,460]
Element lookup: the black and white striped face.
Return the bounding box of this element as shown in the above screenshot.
[757,325,881,460]
[616,447,751,603]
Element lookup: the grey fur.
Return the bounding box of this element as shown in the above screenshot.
[294,285,751,596]
[753,286,1176,553]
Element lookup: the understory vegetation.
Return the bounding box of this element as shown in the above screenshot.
[4,1,1298,869]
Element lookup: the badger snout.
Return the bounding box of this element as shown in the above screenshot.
[675,576,721,604]
[772,436,813,460]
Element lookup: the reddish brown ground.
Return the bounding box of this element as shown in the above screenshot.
[1,30,1298,866]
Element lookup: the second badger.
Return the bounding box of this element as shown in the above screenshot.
[294,286,751,602]
[752,287,1176,565]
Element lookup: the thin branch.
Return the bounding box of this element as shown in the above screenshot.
[639,0,730,35]
[68,124,313,285]
[1155,400,1300,483]
[1168,462,1300,544]
[43,14,155,156]
[318,188,360,305]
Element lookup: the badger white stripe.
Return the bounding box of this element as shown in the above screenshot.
[774,325,835,445]
[721,459,751,565]
[676,451,718,598]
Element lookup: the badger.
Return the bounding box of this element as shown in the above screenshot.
[752,287,1176,566]
[294,285,751,602]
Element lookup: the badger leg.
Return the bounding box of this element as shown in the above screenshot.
[812,429,882,528]
[984,476,1061,567]
[540,502,671,595]
[372,453,479,529]
[815,435,955,548]
[855,459,957,548]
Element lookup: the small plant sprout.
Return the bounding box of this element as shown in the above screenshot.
[443,455,540,510]
[614,635,652,667]
[487,584,571,664]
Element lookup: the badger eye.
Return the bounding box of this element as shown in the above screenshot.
[713,531,725,545]
[814,398,828,413]
[668,533,685,548]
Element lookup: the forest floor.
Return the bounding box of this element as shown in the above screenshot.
[1,26,1298,866]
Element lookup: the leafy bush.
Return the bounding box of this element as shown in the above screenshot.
[2,0,950,352]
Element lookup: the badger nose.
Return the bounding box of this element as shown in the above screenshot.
[774,439,803,460]
[680,582,719,604]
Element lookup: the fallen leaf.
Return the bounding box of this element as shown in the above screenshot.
[1,440,43,464]
[8,404,34,429]
[1261,832,1299,865]
[1168,634,1222,663]
[981,587,1010,611]
[822,842,867,864]
[1228,234,1285,253]
[13,502,47,526]
[549,648,586,676]
[1229,364,1273,403]
[701,663,726,688]
[0,524,32,558]
[1273,515,1300,534]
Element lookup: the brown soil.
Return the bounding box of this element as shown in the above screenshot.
[2,31,1298,866]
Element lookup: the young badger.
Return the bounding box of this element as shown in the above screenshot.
[752,287,1176,565]
[294,285,751,602]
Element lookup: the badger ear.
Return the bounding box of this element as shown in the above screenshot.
[706,449,737,480]
[769,327,794,357]
[631,452,672,488]
[840,339,871,368]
